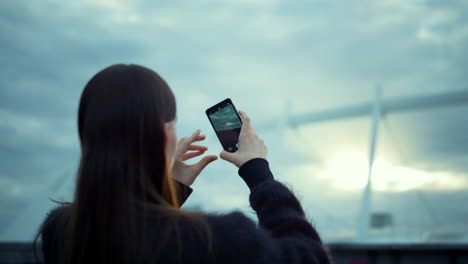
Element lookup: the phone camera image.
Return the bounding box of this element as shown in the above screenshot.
[210,105,241,131]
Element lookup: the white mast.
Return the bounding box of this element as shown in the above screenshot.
[356,86,382,242]
[257,88,468,242]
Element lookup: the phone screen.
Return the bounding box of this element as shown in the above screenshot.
[206,99,242,152]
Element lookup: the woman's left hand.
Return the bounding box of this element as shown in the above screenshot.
[171,129,218,186]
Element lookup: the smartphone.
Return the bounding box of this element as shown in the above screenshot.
[206,98,243,152]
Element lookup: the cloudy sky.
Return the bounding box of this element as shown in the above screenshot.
[1,0,468,242]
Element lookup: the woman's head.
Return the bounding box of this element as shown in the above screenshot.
[77,64,179,205]
[34,64,212,264]
[68,64,183,262]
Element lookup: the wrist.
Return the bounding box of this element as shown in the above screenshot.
[171,172,194,187]
[238,155,267,168]
[238,158,273,190]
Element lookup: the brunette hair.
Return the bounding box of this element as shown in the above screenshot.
[34,64,211,263]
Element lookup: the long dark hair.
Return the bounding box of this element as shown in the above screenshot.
[34,64,211,263]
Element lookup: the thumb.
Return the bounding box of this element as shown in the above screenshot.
[193,155,218,175]
[220,150,238,165]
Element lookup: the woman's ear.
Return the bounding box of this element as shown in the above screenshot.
[163,121,177,160]
[162,122,172,149]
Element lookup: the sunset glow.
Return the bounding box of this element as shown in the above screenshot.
[319,153,467,192]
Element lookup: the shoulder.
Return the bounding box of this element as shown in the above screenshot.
[43,205,71,226]
[204,210,252,227]
[205,211,260,241]
[205,211,270,245]
[47,204,71,219]
[203,211,279,263]
[41,204,72,242]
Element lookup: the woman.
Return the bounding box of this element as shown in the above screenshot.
[36,64,331,264]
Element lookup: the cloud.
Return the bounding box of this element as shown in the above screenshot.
[0,110,77,149]
[82,0,132,10]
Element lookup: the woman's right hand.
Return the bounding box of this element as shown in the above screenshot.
[220,111,268,168]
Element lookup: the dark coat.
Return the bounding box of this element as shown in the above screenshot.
[40,158,331,263]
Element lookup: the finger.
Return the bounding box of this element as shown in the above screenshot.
[190,129,201,140]
[188,131,208,144]
[182,150,205,161]
[178,130,203,153]
[192,155,218,174]
[192,134,206,142]
[220,150,237,164]
[238,110,251,125]
[188,144,208,151]
[238,111,253,134]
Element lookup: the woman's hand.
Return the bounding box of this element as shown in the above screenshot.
[220,111,268,168]
[171,129,218,186]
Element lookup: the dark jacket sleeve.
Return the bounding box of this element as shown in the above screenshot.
[174,180,193,207]
[205,158,331,264]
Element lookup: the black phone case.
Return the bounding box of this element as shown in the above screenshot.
[205,98,243,152]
